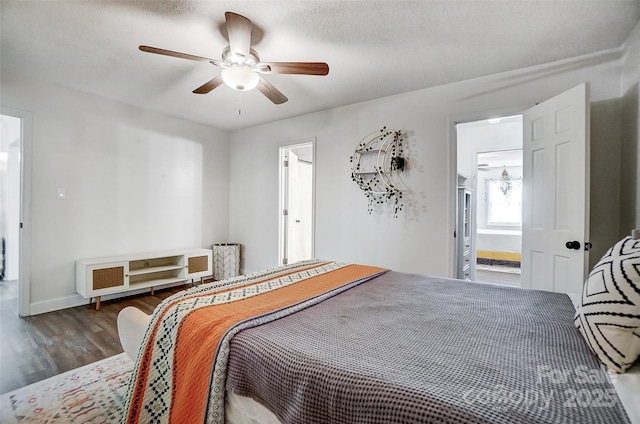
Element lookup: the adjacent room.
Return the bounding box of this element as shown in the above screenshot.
[456,116,524,286]
[1,1,639,423]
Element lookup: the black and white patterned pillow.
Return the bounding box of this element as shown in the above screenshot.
[574,236,640,373]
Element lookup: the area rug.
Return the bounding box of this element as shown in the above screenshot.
[0,353,133,423]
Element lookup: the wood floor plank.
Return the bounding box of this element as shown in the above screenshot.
[0,281,185,395]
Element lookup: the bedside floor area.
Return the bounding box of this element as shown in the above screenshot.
[0,279,184,395]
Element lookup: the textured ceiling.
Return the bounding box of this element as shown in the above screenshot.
[1,1,639,131]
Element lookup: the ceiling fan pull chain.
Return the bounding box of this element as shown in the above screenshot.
[237,93,242,117]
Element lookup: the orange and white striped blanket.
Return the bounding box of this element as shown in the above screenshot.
[122,260,387,424]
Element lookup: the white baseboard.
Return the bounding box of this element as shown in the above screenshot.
[30,294,88,315]
[28,281,190,316]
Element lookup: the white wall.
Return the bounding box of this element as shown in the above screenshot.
[229,48,626,276]
[620,20,640,232]
[456,119,522,188]
[590,98,623,266]
[3,24,637,312]
[1,73,230,313]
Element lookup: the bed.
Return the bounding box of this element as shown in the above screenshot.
[117,235,640,424]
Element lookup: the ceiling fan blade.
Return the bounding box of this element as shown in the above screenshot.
[193,75,224,94]
[139,46,224,66]
[258,62,329,76]
[257,77,288,104]
[225,12,252,58]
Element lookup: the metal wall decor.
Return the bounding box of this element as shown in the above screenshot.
[350,127,405,217]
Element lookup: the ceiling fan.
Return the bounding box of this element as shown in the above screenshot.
[139,11,329,105]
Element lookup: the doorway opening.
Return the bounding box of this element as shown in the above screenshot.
[1,114,22,314]
[455,115,523,287]
[278,141,314,266]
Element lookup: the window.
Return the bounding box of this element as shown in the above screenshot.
[487,180,522,226]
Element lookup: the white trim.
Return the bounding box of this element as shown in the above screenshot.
[29,281,190,315]
[447,117,457,278]
[30,294,92,316]
[1,107,32,317]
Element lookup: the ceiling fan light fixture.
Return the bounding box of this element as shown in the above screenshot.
[221,65,260,91]
[139,12,327,104]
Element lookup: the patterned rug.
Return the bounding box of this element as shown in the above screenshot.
[0,353,133,423]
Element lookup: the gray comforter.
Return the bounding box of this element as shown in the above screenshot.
[225,271,630,424]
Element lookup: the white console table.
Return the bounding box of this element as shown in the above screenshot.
[76,248,212,310]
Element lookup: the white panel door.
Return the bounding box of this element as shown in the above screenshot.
[286,151,302,263]
[296,161,313,261]
[521,83,590,294]
[279,142,314,266]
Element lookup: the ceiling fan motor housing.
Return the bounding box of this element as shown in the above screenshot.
[221,46,260,69]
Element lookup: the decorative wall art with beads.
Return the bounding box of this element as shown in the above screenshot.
[350,127,406,217]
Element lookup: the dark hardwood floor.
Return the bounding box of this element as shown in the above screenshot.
[0,279,185,395]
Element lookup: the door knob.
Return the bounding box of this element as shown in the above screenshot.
[565,241,581,250]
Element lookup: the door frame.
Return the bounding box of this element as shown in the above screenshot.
[2,106,33,317]
[448,105,529,278]
[277,138,316,266]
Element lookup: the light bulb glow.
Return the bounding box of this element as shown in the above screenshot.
[221,65,260,91]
